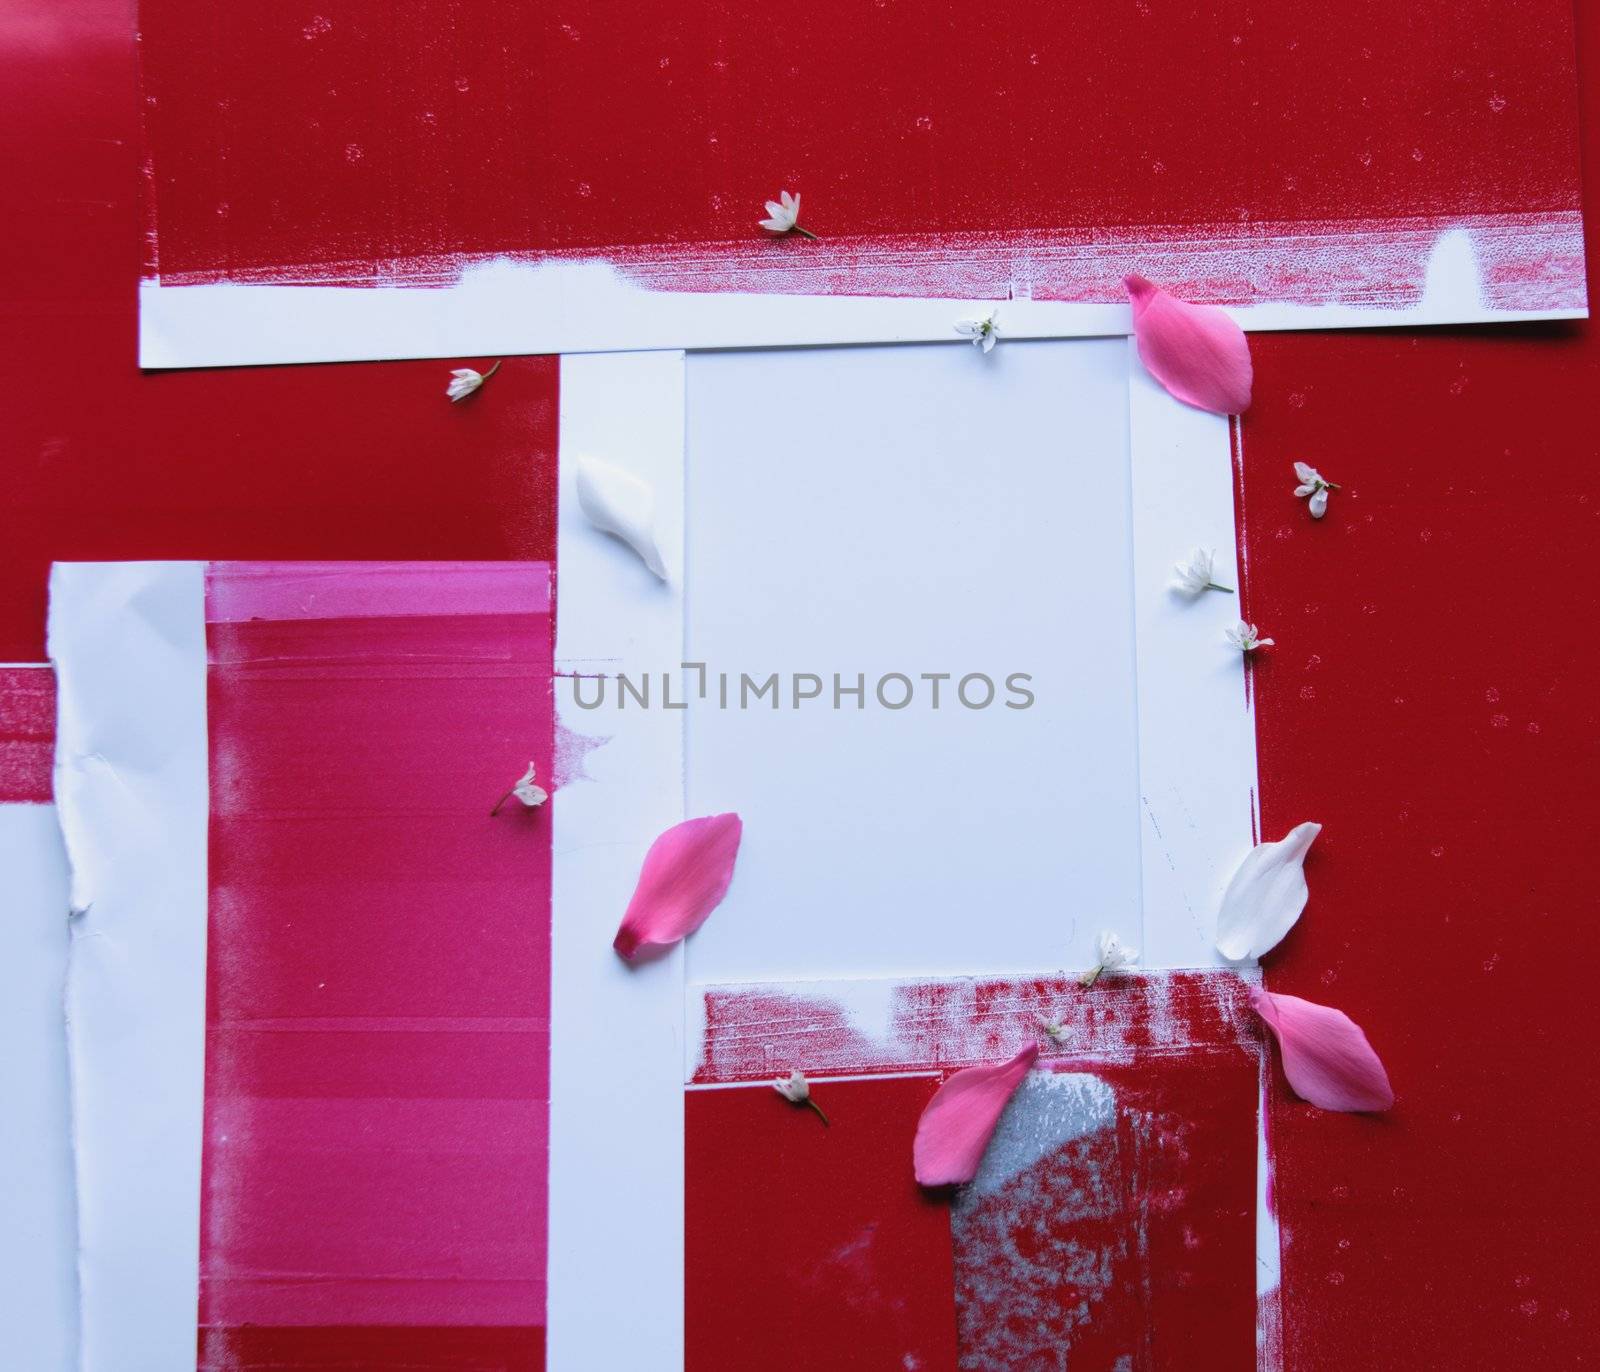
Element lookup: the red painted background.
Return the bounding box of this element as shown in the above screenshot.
[136,0,1580,283]
[4,0,1599,1366]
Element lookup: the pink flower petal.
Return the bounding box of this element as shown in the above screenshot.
[913,1042,1039,1186]
[1125,274,1253,415]
[612,813,743,960]
[1251,987,1394,1113]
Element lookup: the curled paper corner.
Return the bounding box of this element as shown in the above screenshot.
[575,454,668,580]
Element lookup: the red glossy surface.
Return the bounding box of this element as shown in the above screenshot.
[138,1,1580,281]
[0,3,558,665]
[1239,19,1600,1359]
[686,1077,961,1372]
[1243,316,1600,1361]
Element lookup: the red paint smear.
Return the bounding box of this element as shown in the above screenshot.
[1240,336,1600,1352]
[0,0,558,664]
[201,564,551,1364]
[696,971,1256,1083]
[138,2,1584,308]
[952,1057,1258,1370]
[0,666,55,804]
[688,992,1260,1369]
[686,1076,960,1372]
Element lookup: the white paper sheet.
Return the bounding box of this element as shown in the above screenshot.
[0,799,77,1372]
[681,340,1253,983]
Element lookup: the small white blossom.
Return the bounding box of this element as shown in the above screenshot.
[1036,1014,1071,1046]
[955,310,1000,353]
[512,763,548,808]
[774,1068,810,1103]
[1079,930,1139,987]
[1224,620,1274,653]
[1293,461,1339,519]
[758,190,817,239]
[774,1068,830,1124]
[1171,547,1234,596]
[491,762,548,816]
[447,359,500,402]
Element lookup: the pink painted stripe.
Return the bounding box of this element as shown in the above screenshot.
[200,562,552,1342]
[0,665,55,804]
[206,560,550,623]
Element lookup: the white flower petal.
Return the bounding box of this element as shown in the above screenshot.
[1172,547,1215,595]
[575,455,669,580]
[1309,488,1329,518]
[980,330,997,353]
[954,320,980,337]
[1215,821,1322,960]
[1293,461,1318,484]
[1294,483,1315,498]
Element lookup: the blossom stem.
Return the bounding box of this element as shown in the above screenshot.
[804,1097,830,1127]
[482,359,503,380]
[1078,964,1104,988]
[489,787,516,817]
[792,225,819,241]
[1205,580,1235,594]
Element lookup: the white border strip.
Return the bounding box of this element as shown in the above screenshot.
[1126,351,1259,970]
[549,353,687,1367]
[138,222,1584,370]
[0,795,77,1372]
[49,562,208,1372]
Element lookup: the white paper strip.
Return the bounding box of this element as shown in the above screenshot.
[0,797,77,1372]
[549,352,687,1367]
[1126,353,1260,969]
[138,226,1584,371]
[49,563,209,1372]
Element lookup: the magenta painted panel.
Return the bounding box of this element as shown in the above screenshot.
[199,561,552,1367]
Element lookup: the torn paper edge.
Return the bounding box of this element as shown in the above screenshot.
[549,352,687,1367]
[137,224,1585,370]
[48,562,208,1372]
